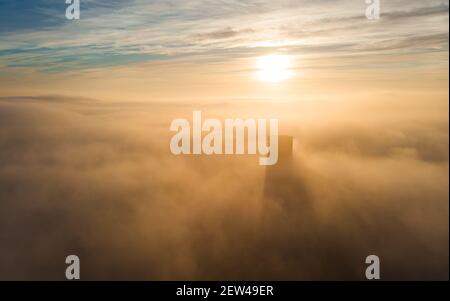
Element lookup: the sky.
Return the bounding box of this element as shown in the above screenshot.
[0,0,448,102]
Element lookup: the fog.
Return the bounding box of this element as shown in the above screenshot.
[0,96,448,280]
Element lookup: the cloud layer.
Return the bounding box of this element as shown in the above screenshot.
[0,95,447,280]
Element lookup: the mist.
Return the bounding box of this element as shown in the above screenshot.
[0,95,448,280]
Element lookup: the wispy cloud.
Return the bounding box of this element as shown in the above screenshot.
[0,0,448,72]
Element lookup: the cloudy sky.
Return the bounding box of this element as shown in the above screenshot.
[0,0,448,101]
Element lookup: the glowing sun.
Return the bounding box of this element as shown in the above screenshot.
[256,55,293,83]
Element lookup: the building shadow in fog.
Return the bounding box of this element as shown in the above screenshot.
[264,135,310,211]
[261,135,360,280]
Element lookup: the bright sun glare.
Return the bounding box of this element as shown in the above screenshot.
[256,55,293,83]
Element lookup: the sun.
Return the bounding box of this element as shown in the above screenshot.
[256,55,293,83]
